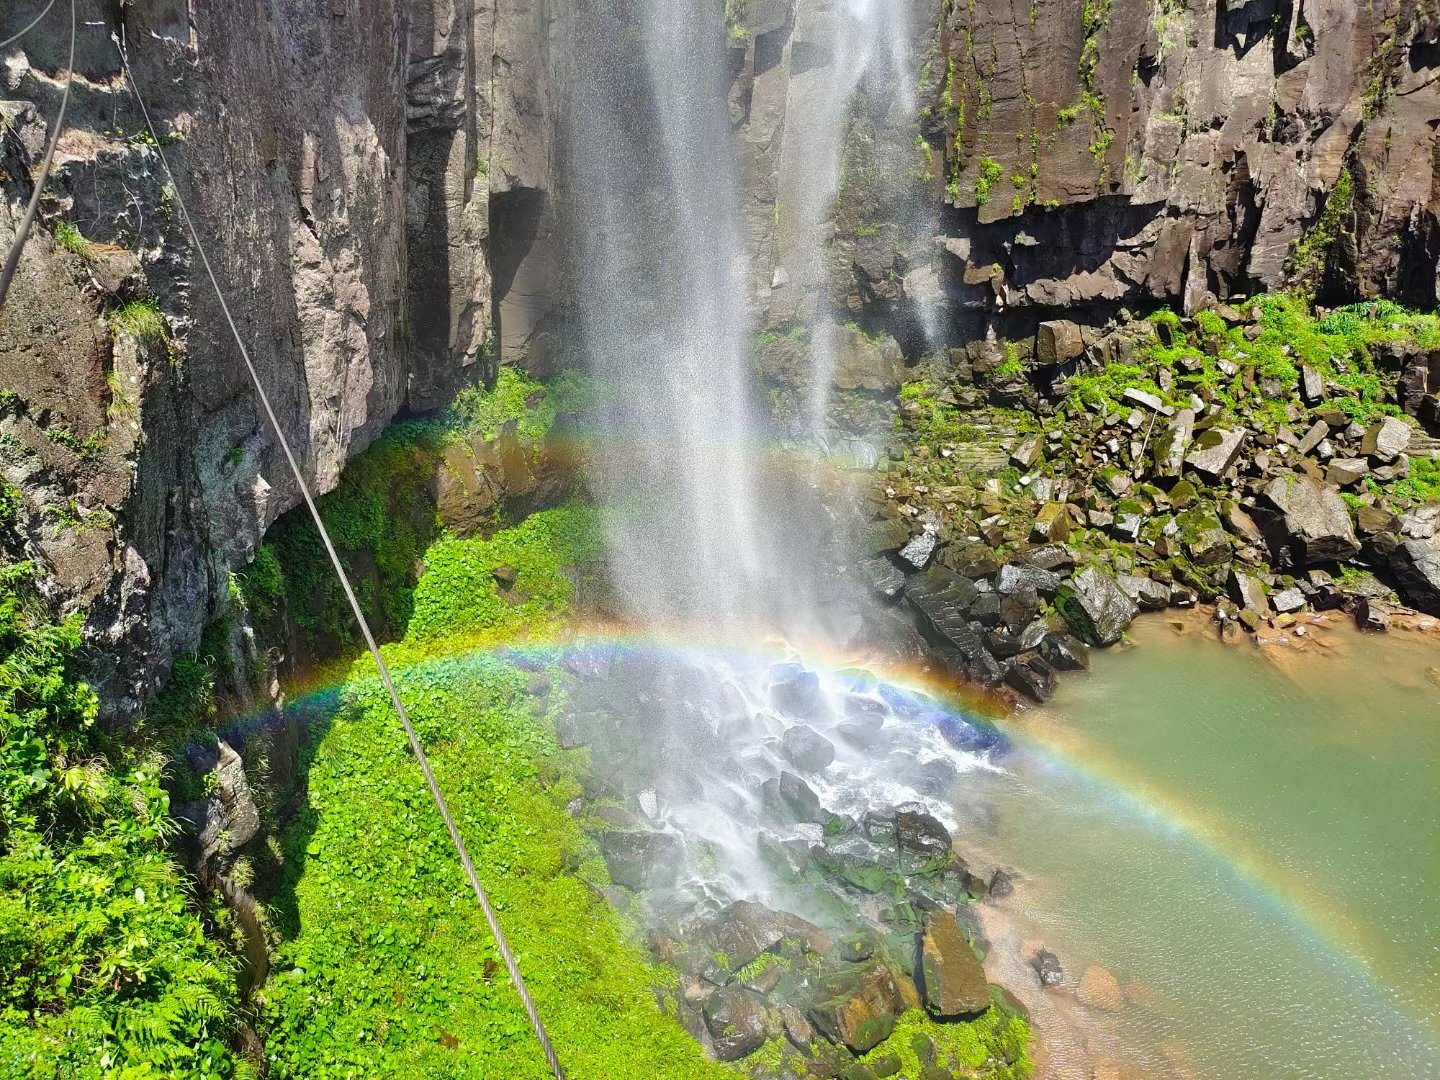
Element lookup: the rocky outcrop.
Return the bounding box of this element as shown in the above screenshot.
[0,1,561,715]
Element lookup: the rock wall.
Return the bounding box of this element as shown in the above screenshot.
[0,0,560,715]
[930,0,1440,331]
[731,1,1440,350]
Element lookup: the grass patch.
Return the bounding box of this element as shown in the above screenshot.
[53,221,95,263]
[107,300,168,345]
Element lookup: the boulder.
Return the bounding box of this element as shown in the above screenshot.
[1270,586,1306,613]
[1260,473,1360,564]
[898,526,939,571]
[996,563,1061,595]
[1386,538,1440,615]
[771,664,822,718]
[1036,320,1084,366]
[999,584,1041,631]
[859,557,906,601]
[761,771,827,824]
[1300,364,1324,404]
[1361,416,1410,463]
[597,829,681,890]
[176,739,261,872]
[703,987,769,1061]
[834,324,905,392]
[917,909,992,1019]
[861,518,912,554]
[1325,458,1370,487]
[1122,387,1172,415]
[782,725,836,772]
[1010,434,1043,469]
[1296,419,1329,456]
[1056,566,1139,646]
[1153,408,1195,477]
[1117,574,1170,611]
[1031,502,1071,542]
[864,803,952,868]
[1179,507,1230,565]
[1031,949,1064,988]
[1039,632,1090,670]
[1356,596,1392,631]
[1185,427,1245,479]
[699,900,830,980]
[1227,568,1268,613]
[809,963,916,1055]
[1004,654,1056,702]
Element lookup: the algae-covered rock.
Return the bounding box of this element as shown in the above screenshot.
[917,909,992,1019]
[808,962,916,1054]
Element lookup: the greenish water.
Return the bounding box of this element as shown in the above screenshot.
[960,616,1440,1079]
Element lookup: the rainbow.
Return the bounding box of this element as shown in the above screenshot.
[198,619,1440,1047]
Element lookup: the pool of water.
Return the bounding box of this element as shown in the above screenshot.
[959,614,1440,1079]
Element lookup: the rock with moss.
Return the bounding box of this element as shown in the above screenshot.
[1055,566,1137,646]
[808,962,918,1055]
[917,909,992,1019]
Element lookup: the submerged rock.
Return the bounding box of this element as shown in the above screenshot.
[1076,965,1125,1012]
[917,909,992,1018]
[1030,949,1064,988]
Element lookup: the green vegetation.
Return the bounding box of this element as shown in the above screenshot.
[256,505,720,1079]
[1290,167,1353,295]
[860,1003,1030,1079]
[261,426,441,647]
[974,156,1004,206]
[1390,453,1440,504]
[1062,294,1435,428]
[0,560,245,1077]
[53,221,95,263]
[445,366,589,444]
[406,503,601,643]
[107,300,168,346]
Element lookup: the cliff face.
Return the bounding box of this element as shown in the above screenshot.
[931,0,1440,329]
[0,0,558,714]
[729,0,1440,356]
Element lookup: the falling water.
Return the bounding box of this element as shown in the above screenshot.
[773,0,917,444]
[563,0,779,631]
[556,0,986,912]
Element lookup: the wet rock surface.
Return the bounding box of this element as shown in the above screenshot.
[550,645,1022,1074]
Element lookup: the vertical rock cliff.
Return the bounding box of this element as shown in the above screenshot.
[0,0,559,713]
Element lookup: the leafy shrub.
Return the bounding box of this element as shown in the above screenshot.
[0,561,243,1077]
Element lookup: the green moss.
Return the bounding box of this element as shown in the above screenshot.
[406,503,602,643]
[859,1002,1031,1079]
[257,522,727,1079]
[1389,454,1440,504]
[974,156,1004,206]
[1289,167,1353,294]
[444,367,589,445]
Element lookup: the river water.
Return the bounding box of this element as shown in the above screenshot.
[960,615,1440,1079]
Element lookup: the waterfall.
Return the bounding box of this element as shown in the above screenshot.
[555,0,977,915]
[773,0,916,446]
[564,0,774,631]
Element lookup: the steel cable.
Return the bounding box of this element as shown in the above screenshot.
[112,29,565,1079]
[0,0,74,314]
